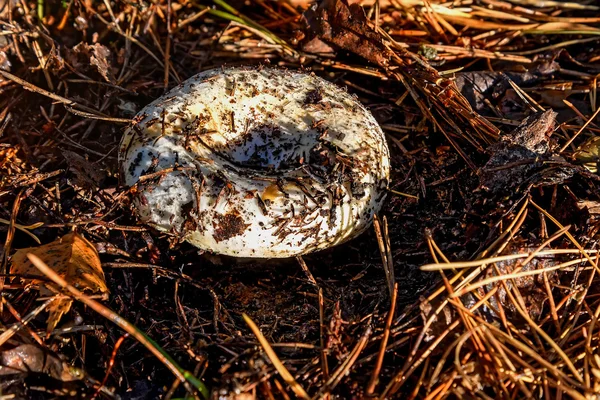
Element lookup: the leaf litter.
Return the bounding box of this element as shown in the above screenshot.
[2,0,600,398]
[10,232,108,334]
[0,344,82,381]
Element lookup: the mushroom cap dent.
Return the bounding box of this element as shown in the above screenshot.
[119,67,390,258]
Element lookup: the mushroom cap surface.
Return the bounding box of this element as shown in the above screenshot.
[119,67,390,258]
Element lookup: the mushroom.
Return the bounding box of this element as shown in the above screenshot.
[119,67,390,258]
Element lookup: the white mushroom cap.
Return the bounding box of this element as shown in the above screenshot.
[119,67,390,258]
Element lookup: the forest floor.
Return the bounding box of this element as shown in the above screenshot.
[2,0,600,399]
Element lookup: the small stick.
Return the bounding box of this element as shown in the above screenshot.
[91,333,129,400]
[366,282,398,395]
[0,70,107,117]
[296,256,318,287]
[0,296,53,346]
[175,7,210,31]
[165,0,172,90]
[1,189,24,276]
[543,271,560,331]
[374,215,394,298]
[243,313,310,400]
[317,325,372,399]
[319,288,329,388]
[66,107,131,123]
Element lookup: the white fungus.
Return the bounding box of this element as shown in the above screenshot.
[119,67,390,258]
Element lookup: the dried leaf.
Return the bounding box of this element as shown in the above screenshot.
[10,232,108,333]
[302,0,392,67]
[481,110,574,193]
[89,43,115,83]
[68,43,115,83]
[0,49,11,73]
[63,150,106,190]
[0,344,82,381]
[454,63,560,116]
[301,37,335,55]
[484,249,559,320]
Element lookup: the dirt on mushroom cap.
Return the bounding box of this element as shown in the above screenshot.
[119,67,390,258]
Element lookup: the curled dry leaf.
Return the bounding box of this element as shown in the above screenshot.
[454,62,559,117]
[302,0,393,67]
[68,43,115,83]
[0,344,82,381]
[481,110,574,194]
[10,232,108,334]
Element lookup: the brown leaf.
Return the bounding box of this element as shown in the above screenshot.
[484,247,560,321]
[481,110,574,194]
[0,344,82,381]
[301,37,335,55]
[68,43,115,83]
[302,0,392,67]
[10,232,108,333]
[89,43,115,83]
[63,150,106,190]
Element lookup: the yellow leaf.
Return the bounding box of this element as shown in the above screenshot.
[575,136,600,174]
[46,297,73,336]
[10,232,109,334]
